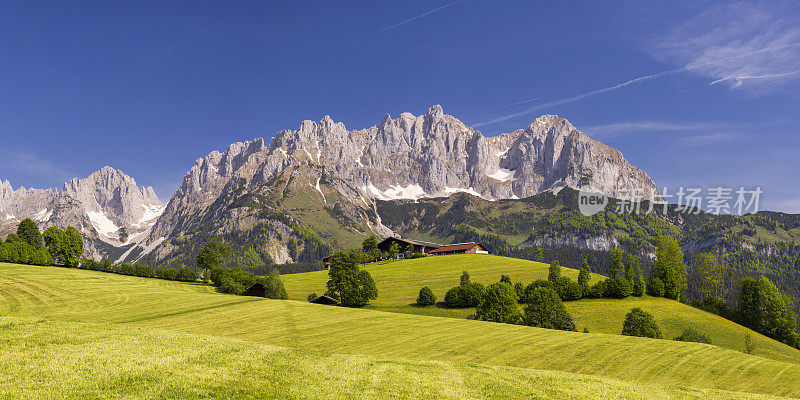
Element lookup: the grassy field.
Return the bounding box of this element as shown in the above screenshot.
[3,262,800,398]
[1,317,785,400]
[281,254,800,363]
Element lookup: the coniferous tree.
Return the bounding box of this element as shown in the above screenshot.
[578,259,591,290]
[609,249,624,279]
[548,260,561,282]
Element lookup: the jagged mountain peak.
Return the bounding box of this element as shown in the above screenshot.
[129,105,659,265]
[0,167,165,260]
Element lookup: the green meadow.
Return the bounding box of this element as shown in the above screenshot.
[281,254,800,363]
[2,259,800,398]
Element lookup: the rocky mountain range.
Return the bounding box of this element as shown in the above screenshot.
[0,106,660,264]
[125,105,659,266]
[0,167,165,259]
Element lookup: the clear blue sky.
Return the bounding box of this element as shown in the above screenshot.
[2,1,799,211]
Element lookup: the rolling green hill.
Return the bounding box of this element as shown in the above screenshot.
[280,254,800,363]
[0,317,783,400]
[2,261,800,398]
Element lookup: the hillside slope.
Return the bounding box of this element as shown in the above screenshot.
[2,262,800,397]
[280,254,800,363]
[0,317,782,400]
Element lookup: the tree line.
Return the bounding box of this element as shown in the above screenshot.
[0,219,83,267]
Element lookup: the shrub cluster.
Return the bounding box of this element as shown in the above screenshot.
[674,328,712,344]
[444,271,486,308]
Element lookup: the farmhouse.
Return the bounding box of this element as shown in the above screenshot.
[377,237,442,254]
[428,242,489,256]
[321,237,490,268]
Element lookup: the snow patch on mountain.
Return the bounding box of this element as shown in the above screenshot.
[487,168,515,182]
[87,211,120,240]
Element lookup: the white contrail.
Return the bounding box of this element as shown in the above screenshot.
[322,0,466,57]
[473,41,800,128]
[710,68,800,87]
[473,68,683,127]
[489,97,541,110]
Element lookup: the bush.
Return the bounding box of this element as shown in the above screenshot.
[586,280,607,299]
[674,328,712,344]
[553,276,582,301]
[475,283,522,324]
[177,266,198,282]
[604,277,632,299]
[523,287,576,331]
[444,283,485,308]
[307,292,317,302]
[217,277,246,295]
[621,307,662,339]
[417,286,437,306]
[647,277,665,297]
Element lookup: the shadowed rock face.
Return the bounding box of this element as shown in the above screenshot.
[131,105,658,264]
[0,167,164,260]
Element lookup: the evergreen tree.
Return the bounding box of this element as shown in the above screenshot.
[416,286,436,306]
[460,271,471,286]
[548,260,561,282]
[17,218,42,247]
[578,259,591,289]
[609,249,624,279]
[264,268,288,299]
[236,247,264,271]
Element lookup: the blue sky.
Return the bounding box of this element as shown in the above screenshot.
[1,1,799,211]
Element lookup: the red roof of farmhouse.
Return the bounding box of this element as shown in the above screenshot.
[428,242,483,254]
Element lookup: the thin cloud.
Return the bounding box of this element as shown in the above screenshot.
[321,0,466,57]
[678,132,737,146]
[473,2,800,128]
[655,1,800,91]
[710,68,800,87]
[582,121,727,138]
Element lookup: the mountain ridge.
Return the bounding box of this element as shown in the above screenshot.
[129,105,660,265]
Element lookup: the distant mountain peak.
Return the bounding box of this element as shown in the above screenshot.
[0,167,165,260]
